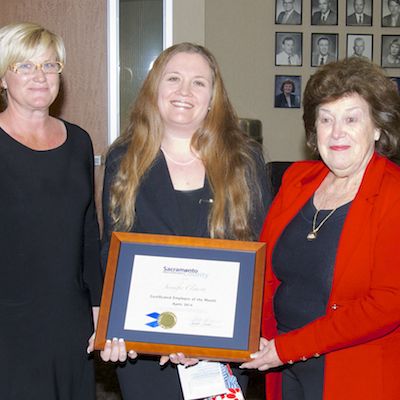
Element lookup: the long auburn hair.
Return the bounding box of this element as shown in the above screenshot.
[109,42,261,240]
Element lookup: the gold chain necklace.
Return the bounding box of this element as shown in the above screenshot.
[306,208,337,241]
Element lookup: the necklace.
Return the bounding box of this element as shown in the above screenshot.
[307,207,337,241]
[161,147,198,166]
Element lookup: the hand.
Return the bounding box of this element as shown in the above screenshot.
[240,338,283,371]
[87,332,96,354]
[100,337,137,362]
[86,306,99,354]
[159,352,199,367]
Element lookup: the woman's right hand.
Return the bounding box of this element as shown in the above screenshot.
[100,338,137,362]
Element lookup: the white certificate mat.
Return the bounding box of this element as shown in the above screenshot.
[124,254,240,338]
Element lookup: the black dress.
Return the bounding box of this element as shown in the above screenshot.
[0,121,103,400]
[101,144,271,399]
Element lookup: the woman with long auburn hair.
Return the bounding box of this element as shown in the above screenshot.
[100,42,271,399]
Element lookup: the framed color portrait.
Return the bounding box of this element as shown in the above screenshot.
[275,0,302,25]
[274,75,302,109]
[390,77,400,93]
[346,34,373,61]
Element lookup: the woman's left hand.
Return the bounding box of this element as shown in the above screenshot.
[240,338,283,371]
[159,353,199,367]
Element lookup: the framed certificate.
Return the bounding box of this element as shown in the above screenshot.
[95,232,266,362]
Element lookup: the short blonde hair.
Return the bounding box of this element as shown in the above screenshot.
[0,22,65,79]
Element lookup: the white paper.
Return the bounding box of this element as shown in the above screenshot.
[124,254,240,337]
[178,361,227,400]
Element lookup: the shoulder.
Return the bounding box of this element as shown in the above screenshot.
[105,142,128,171]
[62,119,93,149]
[380,159,400,191]
[281,160,324,186]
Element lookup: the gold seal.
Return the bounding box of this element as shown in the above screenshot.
[158,312,177,329]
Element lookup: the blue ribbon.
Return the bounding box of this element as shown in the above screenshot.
[146,312,160,328]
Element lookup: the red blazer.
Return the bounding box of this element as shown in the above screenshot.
[261,153,400,400]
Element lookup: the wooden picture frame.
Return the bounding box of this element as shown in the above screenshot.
[95,232,266,362]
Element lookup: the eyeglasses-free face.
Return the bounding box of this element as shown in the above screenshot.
[9,61,64,75]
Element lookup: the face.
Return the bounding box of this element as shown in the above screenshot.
[157,52,213,137]
[316,94,380,178]
[354,39,365,56]
[318,0,330,13]
[388,1,400,16]
[354,0,365,13]
[1,48,60,112]
[318,39,330,55]
[389,43,400,56]
[282,39,294,55]
[283,83,293,94]
[283,0,294,12]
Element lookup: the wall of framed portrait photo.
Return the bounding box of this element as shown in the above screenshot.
[273,0,400,113]
[203,1,399,162]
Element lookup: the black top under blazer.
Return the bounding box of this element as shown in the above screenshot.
[101,144,271,270]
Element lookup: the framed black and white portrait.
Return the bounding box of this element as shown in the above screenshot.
[275,32,303,66]
[346,0,373,26]
[274,75,302,109]
[381,0,400,27]
[311,33,338,67]
[311,0,338,25]
[275,0,302,25]
[381,35,400,68]
[346,34,373,61]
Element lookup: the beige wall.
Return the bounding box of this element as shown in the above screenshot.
[173,0,205,45]
[202,0,400,162]
[1,0,398,165]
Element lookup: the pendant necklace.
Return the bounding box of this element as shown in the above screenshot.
[307,207,337,241]
[161,147,198,166]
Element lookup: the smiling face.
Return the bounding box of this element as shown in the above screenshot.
[318,0,330,13]
[389,42,400,56]
[283,0,294,12]
[316,93,380,178]
[354,0,365,13]
[283,82,294,94]
[353,39,365,56]
[1,48,60,113]
[157,52,213,137]
[282,38,295,55]
[318,39,330,55]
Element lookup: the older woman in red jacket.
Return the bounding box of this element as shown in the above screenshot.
[241,58,400,400]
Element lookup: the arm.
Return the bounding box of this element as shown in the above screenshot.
[245,195,400,370]
[98,145,137,362]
